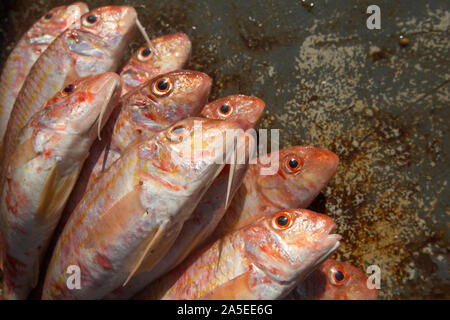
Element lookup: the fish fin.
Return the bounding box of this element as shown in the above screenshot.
[31,258,40,289]
[36,167,80,222]
[172,231,203,268]
[216,238,225,272]
[200,271,253,300]
[225,136,238,208]
[123,220,170,286]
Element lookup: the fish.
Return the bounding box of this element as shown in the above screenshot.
[120,33,192,95]
[0,72,122,299]
[57,70,212,234]
[286,259,378,300]
[213,145,339,236]
[0,2,89,146]
[1,6,136,166]
[104,95,265,299]
[42,117,241,299]
[135,208,341,300]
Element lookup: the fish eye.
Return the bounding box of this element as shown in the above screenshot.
[44,13,53,20]
[330,267,347,286]
[83,14,98,26]
[168,124,188,142]
[61,84,76,95]
[218,104,232,117]
[152,77,173,97]
[284,156,303,174]
[272,212,294,230]
[137,47,152,61]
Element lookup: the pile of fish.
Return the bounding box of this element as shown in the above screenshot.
[0,3,378,300]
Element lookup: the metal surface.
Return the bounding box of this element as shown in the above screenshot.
[0,0,448,299]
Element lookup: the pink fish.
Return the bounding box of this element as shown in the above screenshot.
[135,208,341,300]
[42,117,240,299]
[214,145,339,236]
[287,259,378,300]
[0,72,122,299]
[120,33,191,95]
[105,95,265,299]
[0,2,89,146]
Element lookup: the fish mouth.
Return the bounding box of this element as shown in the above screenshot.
[313,224,342,270]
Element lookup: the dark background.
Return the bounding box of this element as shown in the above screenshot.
[0,0,448,299]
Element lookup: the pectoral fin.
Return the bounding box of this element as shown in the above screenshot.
[36,167,80,222]
[123,220,173,286]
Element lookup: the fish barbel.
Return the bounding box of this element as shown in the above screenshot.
[287,259,378,300]
[0,72,122,299]
[214,145,339,236]
[105,95,265,299]
[42,117,240,299]
[0,2,89,146]
[136,208,341,300]
[57,70,212,235]
[1,6,136,166]
[120,33,191,95]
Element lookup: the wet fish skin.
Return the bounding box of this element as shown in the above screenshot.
[214,145,339,236]
[0,2,89,146]
[58,70,212,236]
[287,259,378,300]
[136,208,341,300]
[1,6,136,166]
[120,33,192,95]
[42,117,240,300]
[0,72,122,300]
[105,95,265,299]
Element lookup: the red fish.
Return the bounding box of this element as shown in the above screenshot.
[214,145,339,236]
[287,259,378,300]
[135,209,341,300]
[0,73,122,299]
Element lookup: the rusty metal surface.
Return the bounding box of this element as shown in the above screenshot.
[0,0,448,299]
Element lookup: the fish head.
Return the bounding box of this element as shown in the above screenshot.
[256,146,339,209]
[39,72,121,138]
[118,70,212,142]
[200,95,265,131]
[315,259,378,300]
[78,6,137,46]
[138,117,241,193]
[131,33,191,72]
[26,2,88,46]
[245,208,341,285]
[66,6,136,69]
